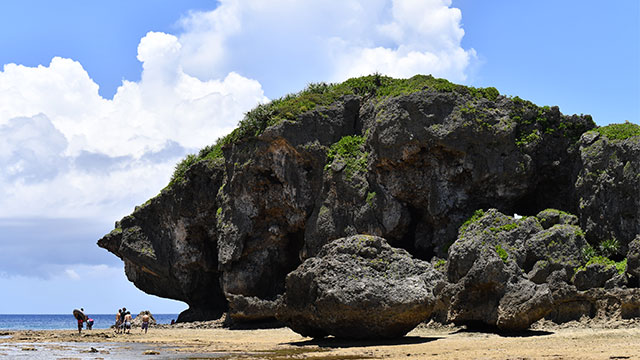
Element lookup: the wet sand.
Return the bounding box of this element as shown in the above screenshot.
[1,323,640,359]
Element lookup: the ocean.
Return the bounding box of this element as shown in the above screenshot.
[0,314,179,330]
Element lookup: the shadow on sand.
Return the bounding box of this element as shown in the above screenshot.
[453,326,554,338]
[287,335,440,349]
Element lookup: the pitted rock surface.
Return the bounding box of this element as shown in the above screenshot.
[276,235,444,339]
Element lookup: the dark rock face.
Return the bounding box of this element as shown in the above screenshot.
[98,77,640,329]
[627,236,640,285]
[575,131,640,250]
[276,235,444,339]
[97,161,227,322]
[226,294,281,323]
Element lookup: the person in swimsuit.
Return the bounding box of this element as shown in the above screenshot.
[141,311,150,334]
[115,309,122,334]
[123,311,132,334]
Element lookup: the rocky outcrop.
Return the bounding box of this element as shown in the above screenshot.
[226,294,281,323]
[548,279,640,323]
[575,129,640,251]
[276,235,444,339]
[442,209,557,330]
[97,75,640,329]
[97,161,227,322]
[131,311,156,327]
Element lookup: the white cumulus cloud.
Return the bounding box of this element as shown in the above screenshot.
[0,32,267,219]
[176,0,475,93]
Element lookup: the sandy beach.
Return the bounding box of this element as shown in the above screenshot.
[1,321,640,359]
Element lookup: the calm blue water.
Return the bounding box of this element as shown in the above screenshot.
[0,314,179,330]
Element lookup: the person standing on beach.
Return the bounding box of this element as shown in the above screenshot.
[115,309,122,334]
[141,311,150,334]
[77,308,85,335]
[123,311,132,334]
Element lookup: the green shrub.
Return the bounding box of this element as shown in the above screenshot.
[325,135,368,180]
[595,121,640,141]
[459,209,485,234]
[599,238,620,258]
[489,222,519,233]
[168,154,198,187]
[495,244,508,263]
[577,255,626,275]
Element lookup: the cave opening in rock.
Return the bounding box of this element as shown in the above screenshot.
[395,206,433,261]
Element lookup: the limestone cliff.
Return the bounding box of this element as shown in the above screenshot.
[98,74,639,324]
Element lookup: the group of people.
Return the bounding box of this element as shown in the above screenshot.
[115,308,151,334]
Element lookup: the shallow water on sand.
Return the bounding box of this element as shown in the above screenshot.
[0,341,226,359]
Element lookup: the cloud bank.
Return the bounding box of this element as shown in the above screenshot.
[0,0,473,282]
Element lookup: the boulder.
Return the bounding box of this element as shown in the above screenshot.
[573,263,619,291]
[443,209,555,330]
[276,235,444,339]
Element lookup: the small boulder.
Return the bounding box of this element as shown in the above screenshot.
[536,209,579,230]
[276,235,444,339]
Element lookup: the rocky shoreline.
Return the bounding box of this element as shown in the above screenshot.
[97,75,640,338]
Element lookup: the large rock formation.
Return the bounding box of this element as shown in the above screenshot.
[97,161,227,322]
[97,74,639,328]
[276,235,444,339]
[575,125,640,252]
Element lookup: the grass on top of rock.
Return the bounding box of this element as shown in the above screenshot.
[575,256,627,275]
[510,98,595,148]
[593,121,640,141]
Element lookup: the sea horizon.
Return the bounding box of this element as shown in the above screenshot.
[0,313,179,330]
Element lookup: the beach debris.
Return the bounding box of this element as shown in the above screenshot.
[143,349,160,355]
[21,346,37,351]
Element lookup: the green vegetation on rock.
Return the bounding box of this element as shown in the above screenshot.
[576,255,626,275]
[511,97,594,148]
[168,154,198,187]
[495,244,509,263]
[489,222,519,233]
[326,135,368,180]
[459,209,485,234]
[594,121,640,141]
[366,191,376,206]
[598,238,620,258]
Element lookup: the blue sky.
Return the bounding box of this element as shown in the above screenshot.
[0,0,638,315]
